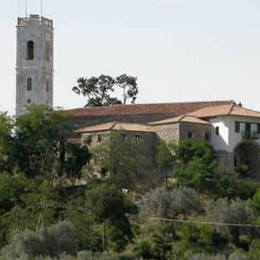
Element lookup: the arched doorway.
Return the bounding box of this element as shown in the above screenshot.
[234,141,260,181]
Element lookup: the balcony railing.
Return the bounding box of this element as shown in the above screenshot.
[242,131,259,140]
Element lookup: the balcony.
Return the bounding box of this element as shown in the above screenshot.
[242,131,259,140]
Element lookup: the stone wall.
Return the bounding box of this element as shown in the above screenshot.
[179,122,211,142]
[152,123,180,144]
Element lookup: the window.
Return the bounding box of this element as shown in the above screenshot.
[27,78,32,91]
[258,124,260,134]
[205,132,211,141]
[46,82,49,92]
[97,135,102,142]
[27,41,34,60]
[136,135,142,142]
[46,42,51,61]
[216,127,219,136]
[187,132,193,139]
[27,99,31,104]
[235,121,240,133]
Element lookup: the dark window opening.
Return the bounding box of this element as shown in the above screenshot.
[46,82,49,92]
[97,135,102,142]
[122,134,126,141]
[27,78,32,91]
[205,132,210,141]
[136,135,142,142]
[187,132,193,139]
[216,127,219,136]
[257,124,260,134]
[235,121,240,133]
[27,99,31,104]
[27,41,34,60]
[46,42,51,62]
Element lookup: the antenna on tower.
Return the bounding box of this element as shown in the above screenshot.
[25,0,28,17]
[40,0,43,17]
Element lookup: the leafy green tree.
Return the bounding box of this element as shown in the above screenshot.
[173,140,218,191]
[174,139,215,166]
[65,143,90,179]
[86,182,137,252]
[13,105,70,178]
[0,112,14,173]
[86,132,157,191]
[73,74,138,107]
[115,74,138,104]
[251,188,260,212]
[156,141,175,185]
[0,174,58,248]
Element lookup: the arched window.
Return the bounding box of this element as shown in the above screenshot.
[27,41,34,60]
[46,42,51,62]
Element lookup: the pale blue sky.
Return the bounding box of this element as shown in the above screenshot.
[1,0,260,114]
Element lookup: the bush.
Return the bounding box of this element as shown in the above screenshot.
[1,221,78,258]
[207,198,256,247]
[140,186,201,219]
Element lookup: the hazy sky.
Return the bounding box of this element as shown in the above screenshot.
[1,0,260,115]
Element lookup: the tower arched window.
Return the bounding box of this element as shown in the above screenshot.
[27,41,34,60]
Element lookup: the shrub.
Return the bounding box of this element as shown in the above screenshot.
[207,198,256,247]
[140,186,201,219]
[1,221,78,258]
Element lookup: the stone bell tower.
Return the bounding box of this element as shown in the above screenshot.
[16,14,53,116]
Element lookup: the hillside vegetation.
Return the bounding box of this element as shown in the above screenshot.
[0,106,259,259]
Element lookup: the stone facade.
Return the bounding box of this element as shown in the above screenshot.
[16,15,53,116]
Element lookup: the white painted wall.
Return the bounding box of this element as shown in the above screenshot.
[210,116,260,152]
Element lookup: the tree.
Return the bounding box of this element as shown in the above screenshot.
[173,140,218,191]
[140,186,201,220]
[72,74,138,107]
[115,74,138,104]
[156,141,175,185]
[0,112,14,173]
[85,132,157,191]
[1,221,78,258]
[86,182,137,252]
[207,198,256,247]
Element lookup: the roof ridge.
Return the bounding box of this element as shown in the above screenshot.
[65,100,234,112]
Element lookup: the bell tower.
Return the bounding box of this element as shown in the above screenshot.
[16,14,54,116]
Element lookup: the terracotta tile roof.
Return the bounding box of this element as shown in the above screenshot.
[150,115,210,125]
[76,121,155,133]
[66,100,234,118]
[188,104,260,119]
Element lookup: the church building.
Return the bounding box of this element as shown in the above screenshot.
[15,15,260,181]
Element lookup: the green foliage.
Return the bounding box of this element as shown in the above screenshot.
[235,164,249,178]
[208,170,259,200]
[251,188,260,212]
[175,157,217,191]
[86,182,136,252]
[208,198,256,246]
[0,112,14,173]
[1,221,78,258]
[140,186,201,219]
[87,132,157,190]
[72,74,138,107]
[174,139,216,166]
[13,105,71,177]
[65,197,103,252]
[0,175,58,248]
[173,140,218,191]
[65,143,90,179]
[156,141,175,182]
